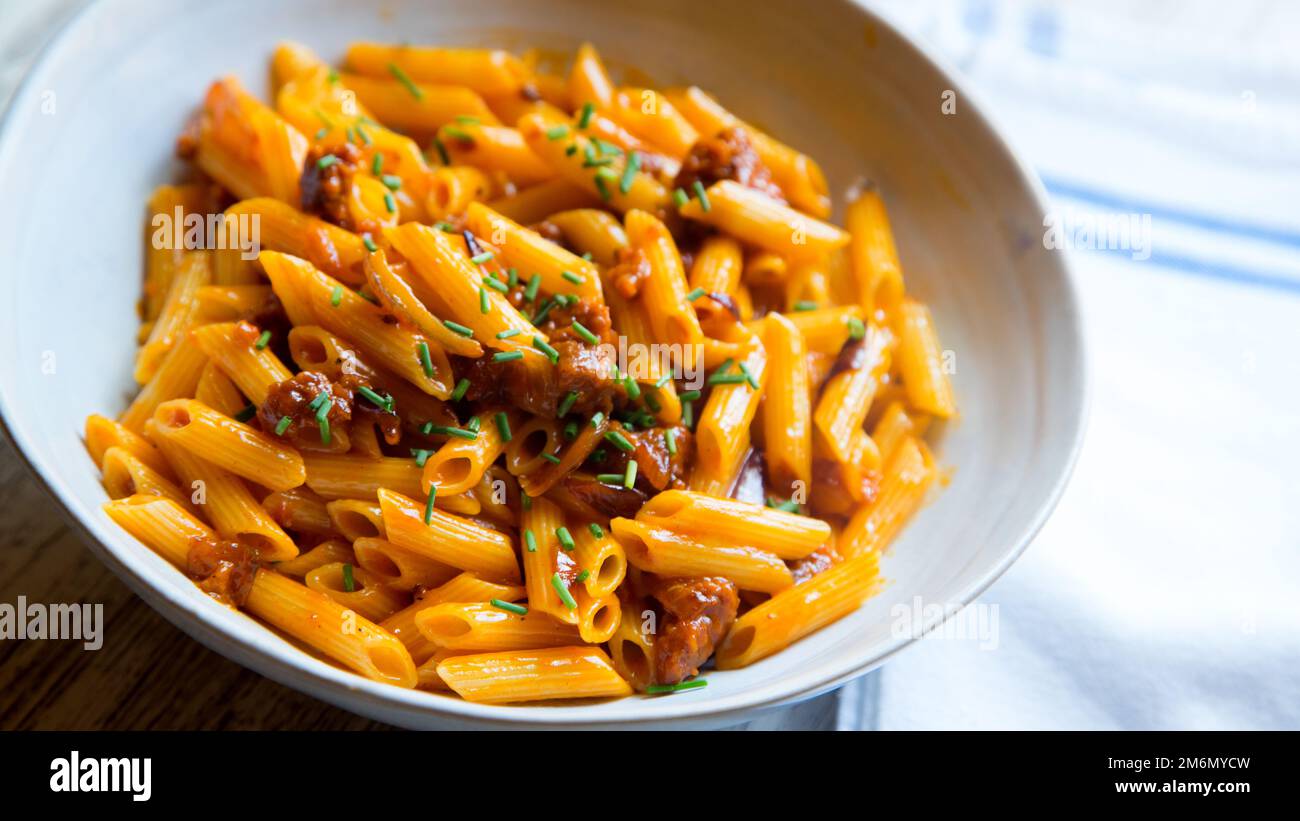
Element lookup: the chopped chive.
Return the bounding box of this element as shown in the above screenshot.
[594,174,611,201]
[709,373,747,385]
[545,124,570,140]
[455,114,480,125]
[715,358,735,374]
[541,452,561,464]
[494,411,512,442]
[450,377,470,402]
[341,564,355,592]
[524,529,537,552]
[317,413,331,445]
[327,68,339,84]
[493,351,524,363]
[577,101,595,129]
[556,526,575,551]
[317,154,339,169]
[766,496,800,513]
[619,149,640,194]
[847,316,867,340]
[507,267,519,288]
[388,62,424,99]
[479,286,490,314]
[524,273,542,302]
[692,180,711,211]
[646,679,708,694]
[274,416,292,436]
[793,300,818,312]
[556,390,579,418]
[420,421,434,435]
[431,136,451,165]
[433,220,455,232]
[371,153,384,175]
[570,321,600,345]
[590,411,605,428]
[442,125,473,143]
[411,448,433,467]
[664,428,677,455]
[531,300,555,325]
[423,485,437,523]
[357,385,394,412]
[672,187,689,208]
[654,373,673,389]
[496,328,521,339]
[623,375,641,400]
[314,127,329,140]
[253,329,272,350]
[604,430,634,452]
[345,126,356,145]
[483,275,509,293]
[356,124,372,145]
[643,389,662,413]
[565,143,578,156]
[533,336,559,364]
[491,598,528,615]
[738,361,760,389]
[381,174,402,191]
[563,421,578,439]
[417,341,435,377]
[466,415,480,433]
[443,319,475,337]
[682,400,695,429]
[595,473,625,484]
[685,287,707,303]
[233,404,257,423]
[575,569,590,584]
[550,573,577,609]
[362,234,378,253]
[470,251,494,265]
[561,270,585,285]
[595,139,621,156]
[383,191,397,213]
[427,425,477,441]
[588,523,604,539]
[589,449,607,463]
[623,460,638,489]
[330,285,343,307]
[678,389,702,402]
[521,492,532,511]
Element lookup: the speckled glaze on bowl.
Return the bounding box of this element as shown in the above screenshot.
[0,0,1086,729]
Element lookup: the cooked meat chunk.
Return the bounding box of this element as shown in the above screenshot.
[561,474,648,519]
[674,126,784,202]
[300,142,363,229]
[457,337,619,418]
[606,247,652,300]
[647,575,740,685]
[258,370,353,452]
[789,543,839,585]
[187,535,260,607]
[601,423,695,492]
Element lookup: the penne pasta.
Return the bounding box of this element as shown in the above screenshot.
[436,646,632,704]
[610,517,793,593]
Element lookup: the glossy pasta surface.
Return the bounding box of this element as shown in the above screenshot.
[90,40,955,704]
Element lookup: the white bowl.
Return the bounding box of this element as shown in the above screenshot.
[0,0,1086,729]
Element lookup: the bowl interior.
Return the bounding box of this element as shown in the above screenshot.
[0,0,1084,727]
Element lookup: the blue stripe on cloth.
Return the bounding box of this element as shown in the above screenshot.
[1042,174,1300,252]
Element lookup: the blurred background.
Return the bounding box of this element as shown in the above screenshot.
[1,0,1296,730]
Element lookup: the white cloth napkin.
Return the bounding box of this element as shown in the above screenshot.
[844,0,1300,730]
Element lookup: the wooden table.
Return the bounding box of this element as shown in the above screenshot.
[0,435,394,730]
